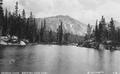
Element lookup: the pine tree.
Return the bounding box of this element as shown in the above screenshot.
[3,9,8,35]
[49,30,53,43]
[22,9,26,19]
[108,18,115,41]
[21,9,27,39]
[40,19,46,42]
[27,11,37,42]
[7,11,12,35]
[10,1,19,36]
[98,16,107,42]
[15,1,18,17]
[117,29,120,42]
[32,18,37,42]
[64,33,70,43]
[57,21,63,44]
[95,23,99,42]
[0,0,4,35]
[86,24,92,40]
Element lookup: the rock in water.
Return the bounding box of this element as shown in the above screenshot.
[20,41,26,45]
[0,40,7,45]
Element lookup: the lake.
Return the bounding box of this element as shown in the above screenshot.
[0,45,120,74]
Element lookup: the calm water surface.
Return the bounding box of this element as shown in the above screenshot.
[0,45,120,74]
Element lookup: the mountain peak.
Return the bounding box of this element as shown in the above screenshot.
[36,15,87,36]
[55,15,70,18]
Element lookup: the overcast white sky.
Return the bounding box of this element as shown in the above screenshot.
[3,0,120,25]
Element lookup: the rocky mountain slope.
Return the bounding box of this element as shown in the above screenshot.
[114,20,120,29]
[36,15,87,36]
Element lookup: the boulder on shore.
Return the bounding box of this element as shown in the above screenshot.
[20,41,26,45]
[0,40,7,45]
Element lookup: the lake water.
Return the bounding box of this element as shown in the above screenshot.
[0,45,120,74]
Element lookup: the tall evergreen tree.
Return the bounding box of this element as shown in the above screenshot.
[95,21,100,42]
[86,24,92,40]
[49,30,53,43]
[32,18,37,42]
[15,1,18,17]
[0,0,4,35]
[98,16,107,42]
[21,9,27,39]
[22,9,26,19]
[108,18,115,41]
[10,1,20,36]
[64,33,70,43]
[117,29,120,42]
[57,21,63,44]
[40,19,46,42]
[27,12,37,42]
[2,9,8,35]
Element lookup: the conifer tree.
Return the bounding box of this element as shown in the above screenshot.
[64,33,70,43]
[108,18,115,41]
[49,30,53,43]
[22,9,26,19]
[57,21,63,44]
[98,16,107,42]
[15,1,18,17]
[3,9,8,35]
[0,0,4,35]
[95,23,100,42]
[40,19,46,42]
[86,24,92,40]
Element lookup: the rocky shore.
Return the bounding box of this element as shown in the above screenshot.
[0,36,28,46]
[77,40,120,51]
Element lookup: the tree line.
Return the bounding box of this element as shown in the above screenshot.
[0,1,82,44]
[0,1,37,43]
[86,16,120,44]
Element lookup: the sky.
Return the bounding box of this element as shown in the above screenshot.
[3,0,120,25]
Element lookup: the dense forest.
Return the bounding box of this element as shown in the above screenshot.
[0,1,37,43]
[2,1,119,47]
[93,16,120,43]
[84,16,120,49]
[0,1,83,44]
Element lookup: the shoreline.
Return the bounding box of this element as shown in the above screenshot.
[1,41,120,51]
[0,42,78,47]
[77,41,120,51]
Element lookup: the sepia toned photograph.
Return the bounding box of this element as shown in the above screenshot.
[0,0,120,74]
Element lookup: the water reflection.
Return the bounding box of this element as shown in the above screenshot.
[0,45,120,74]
